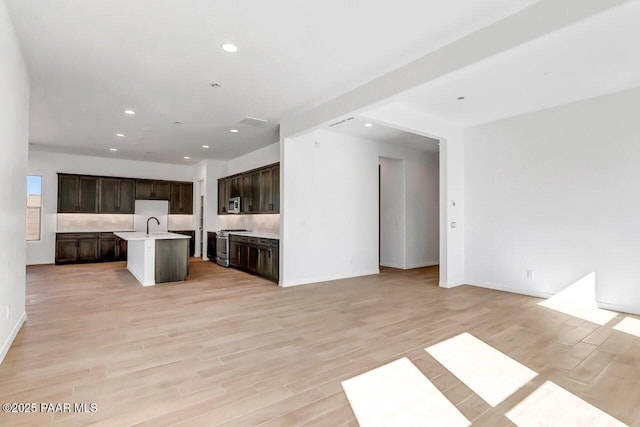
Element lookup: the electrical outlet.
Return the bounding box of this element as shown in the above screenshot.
[451,222,457,228]
[527,270,535,279]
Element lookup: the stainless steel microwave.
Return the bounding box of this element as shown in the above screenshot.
[228,197,240,214]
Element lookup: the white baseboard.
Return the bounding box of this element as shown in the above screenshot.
[0,311,26,364]
[439,281,466,289]
[597,301,640,316]
[380,261,439,270]
[280,268,380,288]
[466,280,554,299]
[405,261,439,269]
[466,280,640,315]
[380,262,405,269]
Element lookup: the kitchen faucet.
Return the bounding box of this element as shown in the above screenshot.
[146,217,160,235]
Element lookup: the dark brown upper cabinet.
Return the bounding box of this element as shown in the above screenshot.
[117,179,135,213]
[135,180,171,200]
[271,165,280,214]
[169,182,193,214]
[240,172,261,213]
[99,178,135,214]
[98,178,118,213]
[259,168,273,213]
[57,174,98,213]
[57,174,191,214]
[217,163,279,215]
[230,176,241,198]
[58,174,80,213]
[218,178,228,214]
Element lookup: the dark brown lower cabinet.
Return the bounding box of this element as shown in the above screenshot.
[99,237,116,261]
[56,233,128,264]
[117,238,127,261]
[55,239,80,264]
[229,235,279,283]
[207,232,217,262]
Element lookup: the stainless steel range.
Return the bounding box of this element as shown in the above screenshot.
[216,229,246,267]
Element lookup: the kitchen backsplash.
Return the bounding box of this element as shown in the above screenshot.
[167,215,194,230]
[57,213,194,232]
[57,214,134,232]
[224,214,280,234]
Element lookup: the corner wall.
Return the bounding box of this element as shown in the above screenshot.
[464,87,640,314]
[281,129,438,286]
[0,0,29,363]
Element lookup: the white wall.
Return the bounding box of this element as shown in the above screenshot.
[464,87,640,314]
[281,129,439,286]
[405,150,440,269]
[227,142,279,175]
[27,151,197,265]
[379,157,405,268]
[0,0,29,363]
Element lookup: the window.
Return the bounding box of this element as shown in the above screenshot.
[26,175,42,241]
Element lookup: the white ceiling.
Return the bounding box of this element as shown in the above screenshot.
[6,0,540,164]
[391,1,640,127]
[329,118,439,152]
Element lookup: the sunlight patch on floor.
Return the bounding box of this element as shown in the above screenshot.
[537,272,618,325]
[613,316,640,338]
[341,357,470,427]
[425,332,537,407]
[506,380,627,426]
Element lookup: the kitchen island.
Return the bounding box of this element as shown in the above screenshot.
[114,232,191,286]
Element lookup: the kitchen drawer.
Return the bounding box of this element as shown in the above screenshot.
[248,237,260,244]
[231,235,249,243]
[258,238,279,247]
[57,232,98,239]
[98,232,116,239]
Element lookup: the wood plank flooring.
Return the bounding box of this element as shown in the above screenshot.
[1,260,640,425]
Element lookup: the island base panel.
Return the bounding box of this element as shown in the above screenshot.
[155,239,189,283]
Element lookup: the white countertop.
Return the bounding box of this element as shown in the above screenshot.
[56,230,135,233]
[228,231,280,240]
[114,231,192,241]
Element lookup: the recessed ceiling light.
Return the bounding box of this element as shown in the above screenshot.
[109,148,118,152]
[116,133,125,137]
[230,129,239,133]
[220,43,238,53]
[202,145,210,148]
[183,156,190,160]
[364,123,373,127]
[457,96,465,101]
[124,110,136,115]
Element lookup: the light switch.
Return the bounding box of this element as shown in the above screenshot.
[451,200,456,207]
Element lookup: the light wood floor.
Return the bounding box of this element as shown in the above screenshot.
[1,260,640,426]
